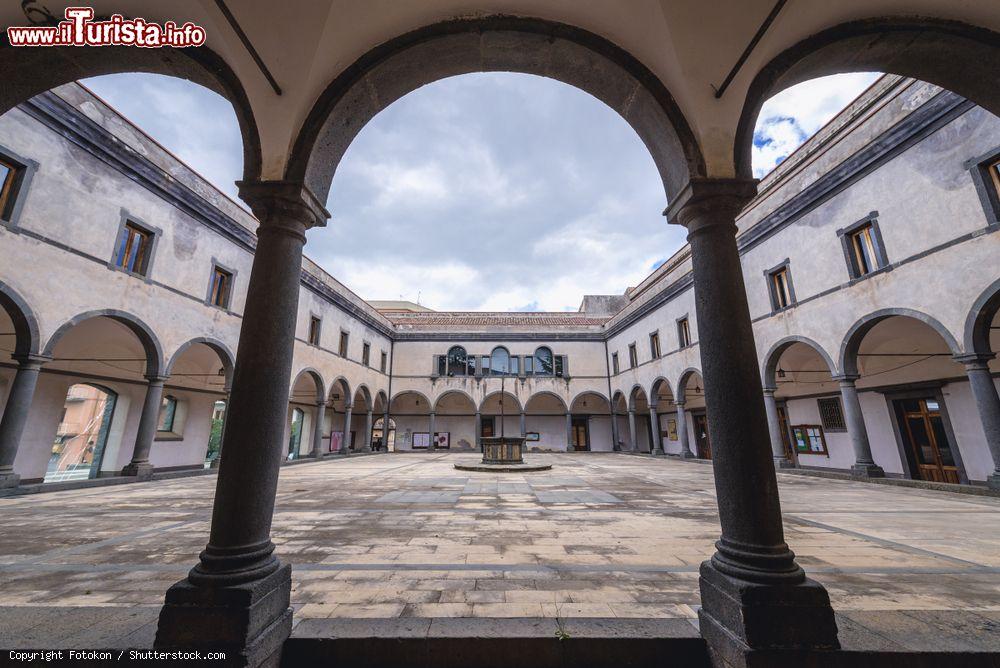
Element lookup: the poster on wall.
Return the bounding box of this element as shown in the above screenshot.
[328,432,342,453]
[434,432,450,449]
[791,425,828,455]
[412,432,431,449]
[666,419,677,440]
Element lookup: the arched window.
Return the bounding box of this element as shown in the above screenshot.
[447,346,468,376]
[491,346,510,375]
[534,347,554,375]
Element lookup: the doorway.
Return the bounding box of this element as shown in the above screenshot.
[288,407,304,460]
[893,397,960,484]
[693,412,711,460]
[45,384,117,483]
[481,416,495,438]
[776,404,796,465]
[570,416,589,451]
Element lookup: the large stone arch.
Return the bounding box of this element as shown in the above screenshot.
[524,391,569,414]
[762,336,838,388]
[479,390,523,414]
[676,367,704,402]
[354,384,373,412]
[0,279,39,357]
[165,337,236,388]
[965,278,1000,354]
[330,376,353,407]
[0,37,261,181]
[290,367,325,404]
[735,16,1000,178]
[627,384,648,411]
[433,389,477,413]
[42,309,164,377]
[649,376,674,407]
[839,308,962,376]
[287,16,706,204]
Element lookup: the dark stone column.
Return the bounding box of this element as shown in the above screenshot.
[763,387,793,468]
[310,402,326,459]
[210,387,231,470]
[565,412,573,450]
[428,411,436,449]
[627,408,637,452]
[362,410,373,452]
[650,405,664,455]
[835,375,885,478]
[475,411,482,451]
[676,401,694,458]
[339,404,353,454]
[122,374,168,479]
[156,181,328,667]
[956,353,1000,489]
[611,412,621,451]
[382,409,390,451]
[668,178,838,665]
[0,353,49,488]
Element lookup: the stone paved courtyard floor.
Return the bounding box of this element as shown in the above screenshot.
[1,452,999,631]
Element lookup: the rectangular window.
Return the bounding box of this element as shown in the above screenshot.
[436,355,447,376]
[554,356,564,377]
[0,157,21,219]
[468,355,477,376]
[611,352,619,375]
[380,351,388,373]
[481,355,491,375]
[509,356,520,376]
[649,332,661,359]
[628,343,638,369]
[677,317,691,348]
[157,396,178,433]
[522,356,532,375]
[817,397,846,432]
[208,266,232,309]
[308,316,321,345]
[989,157,1000,201]
[362,342,371,367]
[114,222,153,276]
[339,331,349,357]
[791,424,829,456]
[848,223,880,276]
[769,265,793,310]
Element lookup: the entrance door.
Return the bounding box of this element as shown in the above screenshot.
[571,416,589,451]
[287,408,304,460]
[693,413,711,460]
[776,405,796,464]
[45,384,117,483]
[481,416,495,438]
[895,397,960,484]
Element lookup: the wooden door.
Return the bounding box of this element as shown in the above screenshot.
[777,405,795,464]
[694,413,711,460]
[481,417,495,439]
[571,417,589,451]
[896,398,960,484]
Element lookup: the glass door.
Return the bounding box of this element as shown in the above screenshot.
[571,416,589,451]
[694,413,712,460]
[895,397,960,484]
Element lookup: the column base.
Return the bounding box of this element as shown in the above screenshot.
[774,457,796,469]
[653,448,666,456]
[210,458,222,470]
[121,461,154,480]
[309,450,323,459]
[156,563,292,668]
[0,471,20,488]
[987,472,1000,491]
[851,462,885,479]
[698,560,839,668]
[679,450,697,459]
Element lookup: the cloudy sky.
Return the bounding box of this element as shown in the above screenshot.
[83,71,878,311]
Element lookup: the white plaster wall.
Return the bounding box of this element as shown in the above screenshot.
[942,380,996,482]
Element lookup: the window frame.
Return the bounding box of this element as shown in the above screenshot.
[362,341,371,367]
[837,212,889,281]
[205,259,237,310]
[677,316,692,349]
[533,346,554,376]
[0,146,37,231]
[816,396,847,433]
[110,212,160,281]
[380,350,388,373]
[964,145,1000,228]
[307,314,322,346]
[649,331,661,360]
[338,330,350,358]
[628,343,638,369]
[764,259,796,313]
[611,352,619,375]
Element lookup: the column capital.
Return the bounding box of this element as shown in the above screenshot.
[663,177,758,232]
[144,374,170,385]
[675,400,686,409]
[236,180,330,235]
[762,386,777,395]
[953,352,995,368]
[11,353,51,369]
[833,374,860,384]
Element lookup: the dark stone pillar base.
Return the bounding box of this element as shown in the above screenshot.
[0,471,20,488]
[698,562,839,668]
[121,462,154,480]
[851,463,885,479]
[210,458,222,469]
[653,448,666,456]
[774,458,796,469]
[156,563,292,667]
[987,473,1000,491]
[679,450,697,459]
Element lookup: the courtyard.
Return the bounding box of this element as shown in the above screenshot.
[1,453,998,650]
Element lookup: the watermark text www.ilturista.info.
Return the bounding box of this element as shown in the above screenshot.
[7,7,206,48]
